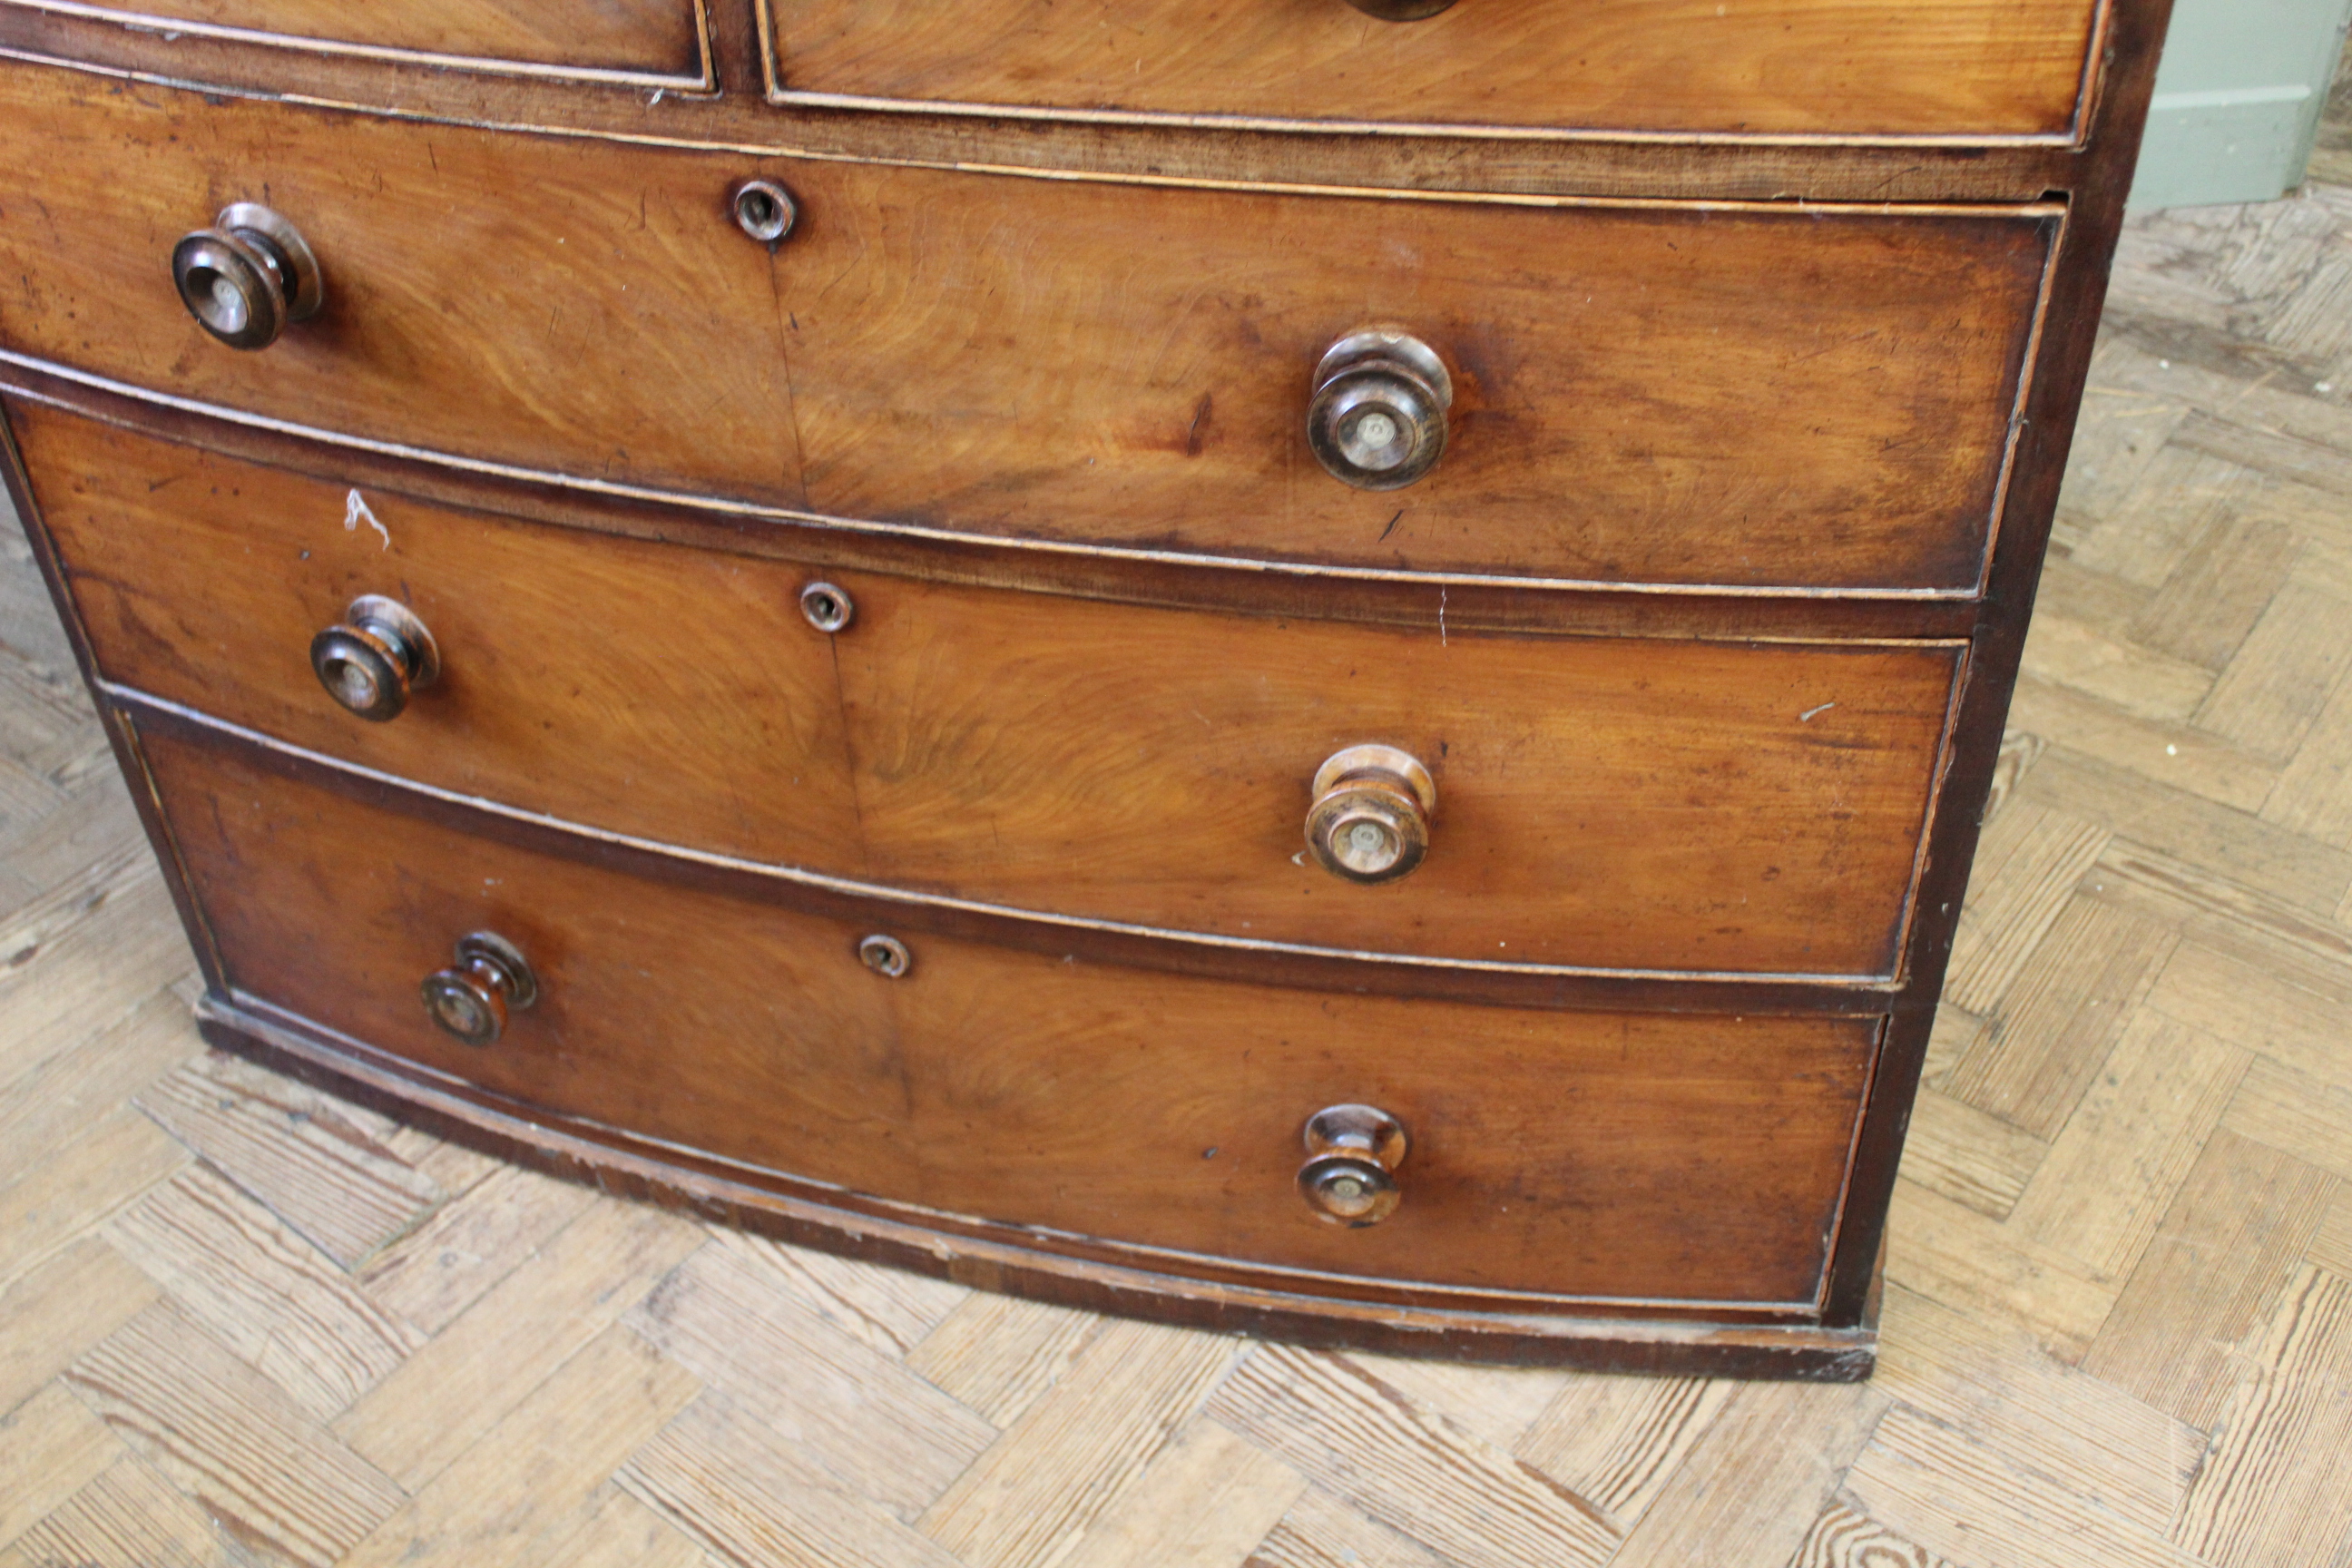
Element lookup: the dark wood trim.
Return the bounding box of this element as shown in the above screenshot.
[193,989,1878,1376]
[0,15,2083,206]
[1815,0,2176,1328]
[0,364,1986,644]
[118,690,1907,1018]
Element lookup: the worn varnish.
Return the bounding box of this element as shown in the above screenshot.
[24,57,2352,1560]
[141,729,1879,1309]
[0,0,2179,1372]
[764,0,2103,139]
[0,67,2053,591]
[26,407,1960,978]
[0,0,707,76]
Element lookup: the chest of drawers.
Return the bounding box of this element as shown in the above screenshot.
[0,0,2171,1373]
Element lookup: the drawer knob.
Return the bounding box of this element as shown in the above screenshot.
[1338,0,1458,16]
[1307,328,1452,491]
[310,595,440,722]
[420,932,538,1046]
[1305,744,1435,884]
[171,203,323,350]
[1298,1103,1408,1226]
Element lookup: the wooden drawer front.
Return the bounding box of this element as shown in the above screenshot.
[147,731,1878,1308]
[766,0,2102,140]
[0,69,2055,593]
[0,0,707,80]
[30,408,1962,979]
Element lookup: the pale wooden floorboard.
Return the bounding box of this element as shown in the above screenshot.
[5,104,2352,1568]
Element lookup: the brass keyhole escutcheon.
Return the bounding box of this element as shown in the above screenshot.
[1304,744,1436,884]
[1298,1103,1408,1226]
[420,932,538,1047]
[799,581,856,633]
[731,178,799,245]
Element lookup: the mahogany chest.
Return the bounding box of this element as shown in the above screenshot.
[0,0,2171,1373]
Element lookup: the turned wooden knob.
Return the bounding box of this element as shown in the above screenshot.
[1338,0,1457,16]
[171,202,323,350]
[310,595,439,722]
[420,932,537,1046]
[1298,1103,1408,1226]
[1307,328,1453,490]
[1304,744,1436,884]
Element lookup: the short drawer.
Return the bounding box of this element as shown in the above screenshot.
[0,0,706,80]
[0,67,2056,593]
[765,0,2103,141]
[145,730,1880,1309]
[26,407,1964,980]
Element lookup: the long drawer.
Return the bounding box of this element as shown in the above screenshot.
[27,407,1965,979]
[764,0,2104,141]
[0,67,2056,593]
[142,729,1880,1308]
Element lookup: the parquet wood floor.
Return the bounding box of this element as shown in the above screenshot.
[7,142,2352,1567]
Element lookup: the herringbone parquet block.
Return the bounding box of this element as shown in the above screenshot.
[6,83,2352,1568]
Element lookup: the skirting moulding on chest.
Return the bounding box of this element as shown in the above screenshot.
[0,0,2172,1375]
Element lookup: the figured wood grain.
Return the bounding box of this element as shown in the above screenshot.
[1246,1487,1453,1568]
[906,1294,1102,1429]
[105,1163,426,1419]
[330,1200,699,1490]
[2171,1265,2352,1568]
[0,1383,121,1552]
[1872,1284,2200,1534]
[921,1320,1238,1568]
[1575,1377,1885,1568]
[133,1051,444,1269]
[1510,1374,1735,1532]
[29,408,1964,978]
[64,1300,407,1568]
[1943,895,2175,1140]
[622,1240,996,1518]
[1203,1345,1619,1568]
[0,69,2056,593]
[764,0,2101,139]
[3,1452,243,1568]
[0,1102,187,1292]
[2080,1129,2337,1428]
[1844,1406,2208,1568]
[0,988,195,1191]
[138,729,1882,1308]
[23,70,2352,1552]
[353,1162,596,1336]
[335,1322,700,1568]
[697,1229,969,1360]
[14,407,863,878]
[1054,1418,1307,1568]
[0,1237,158,1415]
[1788,1504,1956,1568]
[622,1389,970,1568]
[0,0,703,75]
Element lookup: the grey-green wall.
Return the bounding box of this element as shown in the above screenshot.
[2131,0,2352,210]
